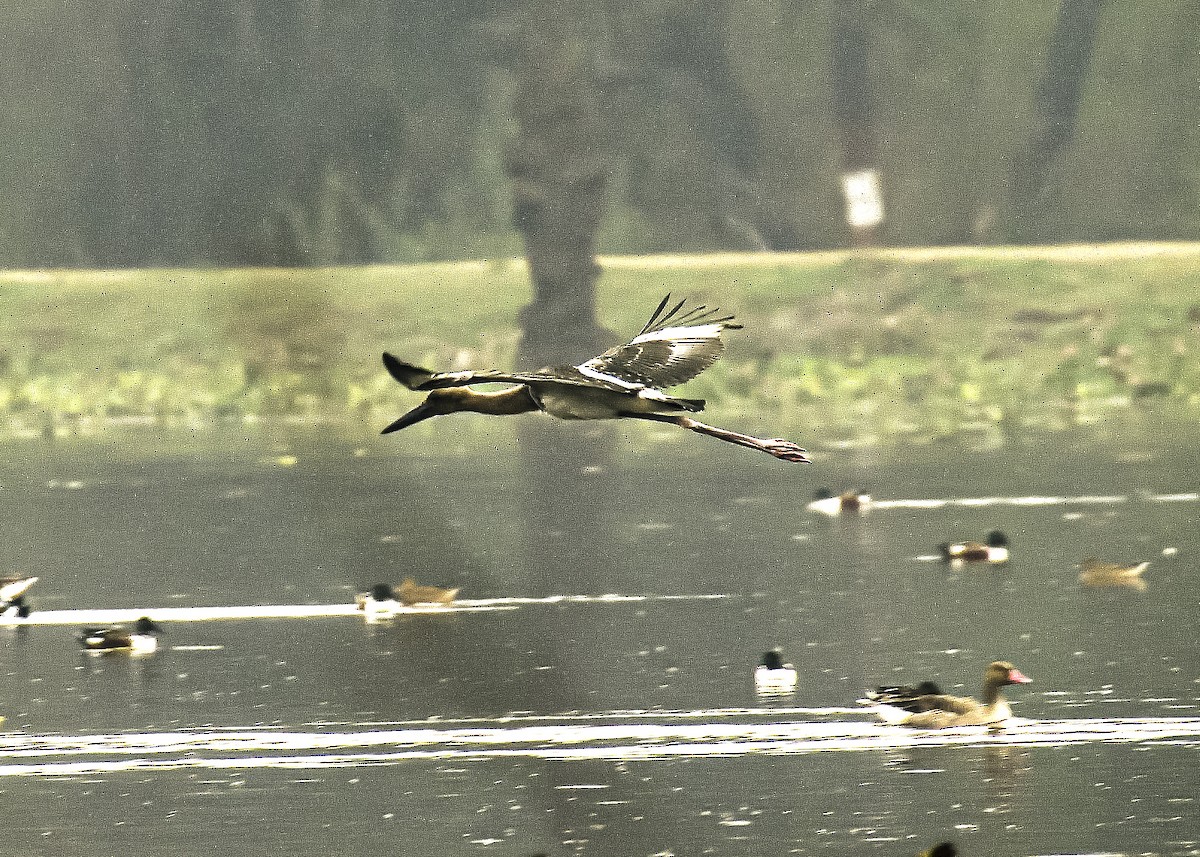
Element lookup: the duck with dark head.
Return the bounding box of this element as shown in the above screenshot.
[79,616,163,655]
[806,488,871,516]
[939,530,1009,565]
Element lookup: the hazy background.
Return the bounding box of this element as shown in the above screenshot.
[3,0,1196,269]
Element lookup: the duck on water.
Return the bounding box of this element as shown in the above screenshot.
[79,617,163,655]
[380,295,810,463]
[862,660,1032,728]
[0,575,37,618]
[939,530,1010,565]
[357,579,461,620]
[754,648,798,695]
[806,488,871,516]
[1079,557,1150,590]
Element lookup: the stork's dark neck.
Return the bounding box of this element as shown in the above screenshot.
[442,386,539,416]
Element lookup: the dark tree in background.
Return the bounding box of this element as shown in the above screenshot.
[504,5,617,629]
[507,1,609,369]
[1009,0,1109,240]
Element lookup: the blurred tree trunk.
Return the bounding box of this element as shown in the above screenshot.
[508,1,609,370]
[503,11,617,728]
[1009,0,1108,240]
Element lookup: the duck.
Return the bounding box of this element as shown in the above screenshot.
[356,579,461,616]
[355,583,405,620]
[80,616,162,654]
[918,844,957,857]
[0,576,37,618]
[396,577,460,606]
[806,488,871,516]
[870,679,943,702]
[1079,557,1150,591]
[380,294,810,462]
[862,660,1032,728]
[754,649,798,695]
[939,530,1009,565]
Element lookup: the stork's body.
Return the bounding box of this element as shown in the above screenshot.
[381,296,810,462]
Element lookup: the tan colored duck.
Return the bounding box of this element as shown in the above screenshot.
[863,660,1032,728]
[939,530,1009,565]
[356,579,461,615]
[396,577,459,606]
[1079,557,1149,590]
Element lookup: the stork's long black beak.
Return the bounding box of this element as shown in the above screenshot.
[382,353,436,391]
[380,400,438,434]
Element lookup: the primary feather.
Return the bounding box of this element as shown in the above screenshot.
[389,293,741,396]
[573,293,742,390]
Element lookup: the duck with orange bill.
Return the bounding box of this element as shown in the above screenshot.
[861,660,1031,728]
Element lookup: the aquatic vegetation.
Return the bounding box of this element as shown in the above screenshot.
[2,245,1199,447]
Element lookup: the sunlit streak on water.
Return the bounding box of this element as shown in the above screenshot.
[3,715,1198,777]
[867,490,1196,510]
[3,593,734,627]
[873,494,1128,510]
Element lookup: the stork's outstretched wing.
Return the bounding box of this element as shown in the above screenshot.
[383,354,545,390]
[382,353,633,393]
[384,294,741,394]
[576,294,743,390]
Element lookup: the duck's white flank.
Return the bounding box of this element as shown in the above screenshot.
[0,576,37,602]
[755,665,798,694]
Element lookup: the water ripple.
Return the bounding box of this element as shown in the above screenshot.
[2,714,1198,777]
[2,593,733,627]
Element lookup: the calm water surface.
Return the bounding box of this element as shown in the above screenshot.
[0,424,1197,856]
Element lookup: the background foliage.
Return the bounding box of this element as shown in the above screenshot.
[3,247,1198,448]
[2,1,1196,268]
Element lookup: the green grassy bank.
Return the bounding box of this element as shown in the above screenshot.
[3,243,1199,449]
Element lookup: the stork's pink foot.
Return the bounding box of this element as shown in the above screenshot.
[762,439,811,463]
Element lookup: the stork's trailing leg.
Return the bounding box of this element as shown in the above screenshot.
[381,296,817,464]
[629,413,811,463]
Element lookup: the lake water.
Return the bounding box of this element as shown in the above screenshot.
[1,422,1197,856]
